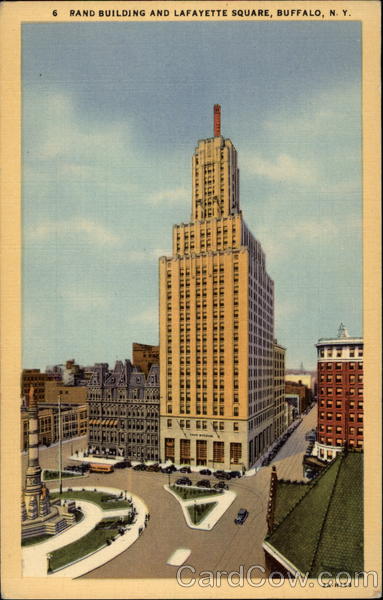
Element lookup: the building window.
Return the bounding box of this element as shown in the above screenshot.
[233,422,239,432]
[180,439,191,463]
[164,438,175,461]
[230,442,242,463]
[213,441,224,463]
[167,419,172,428]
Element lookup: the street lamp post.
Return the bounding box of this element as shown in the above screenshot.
[194,500,196,524]
[58,392,63,494]
[47,552,52,573]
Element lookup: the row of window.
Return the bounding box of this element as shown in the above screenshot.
[319,346,363,358]
[319,362,363,370]
[319,437,363,447]
[319,425,363,435]
[319,400,363,409]
[319,412,363,422]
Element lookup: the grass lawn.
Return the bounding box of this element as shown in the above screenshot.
[50,490,131,510]
[170,485,220,501]
[22,533,53,546]
[187,502,217,525]
[43,470,83,481]
[49,518,126,572]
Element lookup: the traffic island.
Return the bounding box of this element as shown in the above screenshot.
[165,484,236,530]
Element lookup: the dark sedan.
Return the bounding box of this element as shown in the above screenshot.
[176,477,192,486]
[196,479,211,488]
[234,509,249,525]
[133,463,146,471]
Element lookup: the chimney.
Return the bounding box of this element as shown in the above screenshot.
[214,104,221,137]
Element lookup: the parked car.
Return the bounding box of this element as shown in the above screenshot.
[214,471,231,480]
[179,466,191,473]
[214,481,228,490]
[200,469,212,476]
[133,463,146,471]
[147,463,160,472]
[176,477,192,486]
[234,508,249,525]
[80,462,90,471]
[196,479,211,488]
[114,460,131,469]
[229,471,241,479]
[161,464,177,474]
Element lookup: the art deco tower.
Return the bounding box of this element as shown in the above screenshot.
[159,106,274,470]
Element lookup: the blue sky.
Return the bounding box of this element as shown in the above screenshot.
[22,21,362,370]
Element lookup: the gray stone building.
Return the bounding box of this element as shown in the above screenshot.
[87,360,160,462]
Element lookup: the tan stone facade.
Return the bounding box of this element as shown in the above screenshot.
[132,342,160,376]
[21,403,88,451]
[273,341,286,440]
[159,108,274,470]
[21,369,51,403]
[44,381,88,404]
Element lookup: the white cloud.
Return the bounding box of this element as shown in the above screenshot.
[129,307,158,326]
[243,153,317,185]
[62,289,110,310]
[121,247,171,263]
[27,219,120,245]
[147,187,189,205]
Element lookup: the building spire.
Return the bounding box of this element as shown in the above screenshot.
[337,323,350,339]
[214,104,221,137]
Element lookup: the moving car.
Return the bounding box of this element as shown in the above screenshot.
[234,509,249,525]
[214,470,231,480]
[214,481,228,490]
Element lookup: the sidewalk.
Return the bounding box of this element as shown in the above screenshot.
[22,486,148,578]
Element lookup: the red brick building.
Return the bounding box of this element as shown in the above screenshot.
[314,323,363,461]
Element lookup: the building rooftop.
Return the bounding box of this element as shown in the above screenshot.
[265,451,363,577]
[317,322,362,344]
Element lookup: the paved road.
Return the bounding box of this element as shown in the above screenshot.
[22,407,316,580]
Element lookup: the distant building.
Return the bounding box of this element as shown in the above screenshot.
[21,369,52,403]
[132,343,159,376]
[285,372,313,390]
[45,364,63,382]
[87,360,160,462]
[285,394,300,426]
[263,451,363,577]
[44,381,88,405]
[273,341,286,440]
[21,401,88,451]
[313,324,363,461]
[285,380,312,413]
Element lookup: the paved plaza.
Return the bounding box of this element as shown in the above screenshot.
[21,407,316,580]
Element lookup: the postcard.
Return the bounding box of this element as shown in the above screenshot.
[0,1,381,598]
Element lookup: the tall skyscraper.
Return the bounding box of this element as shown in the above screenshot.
[159,106,274,470]
[314,323,364,461]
